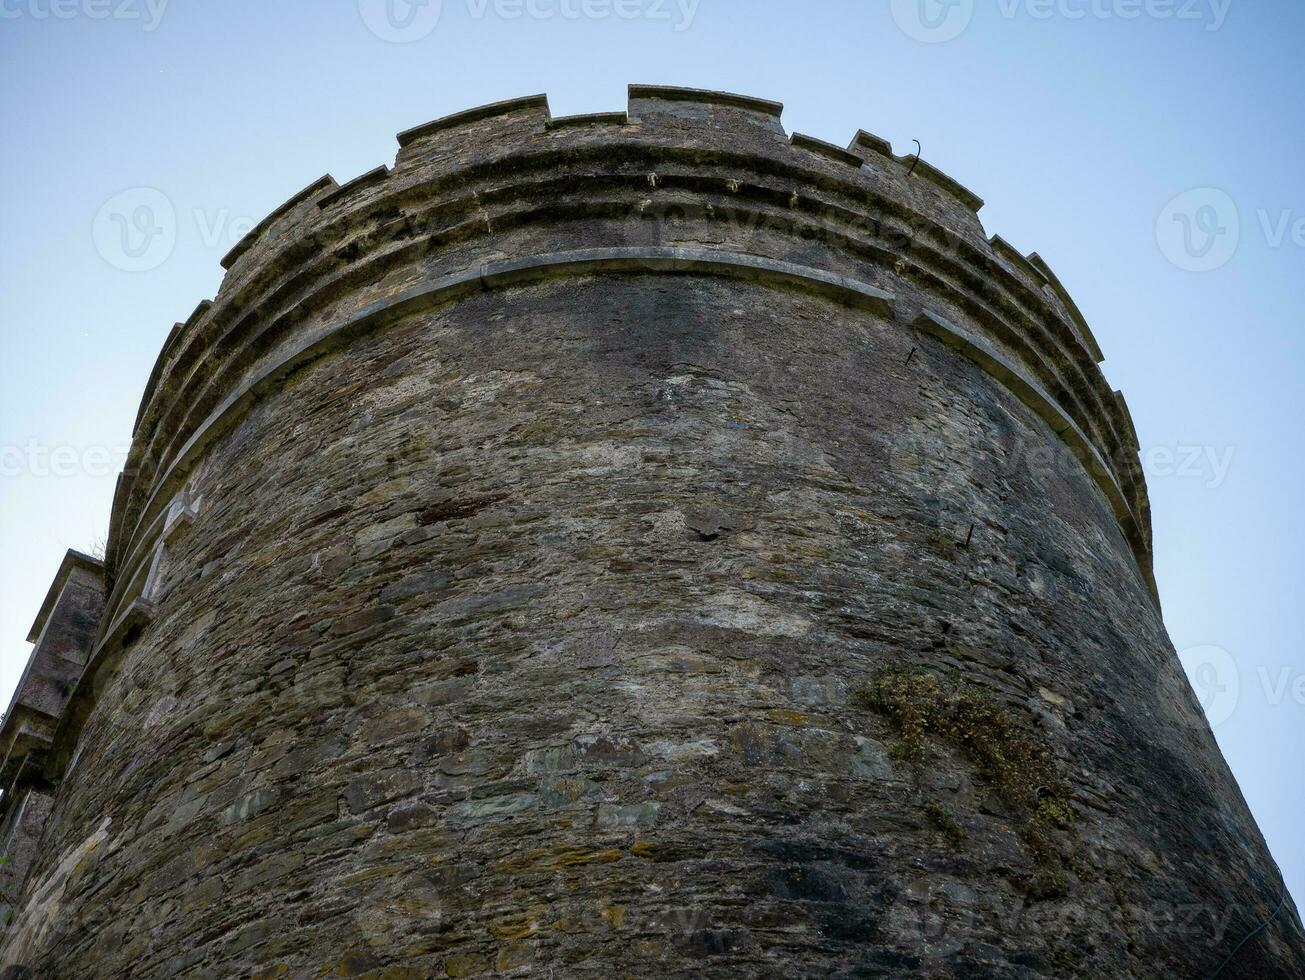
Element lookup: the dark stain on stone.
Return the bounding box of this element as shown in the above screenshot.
[418,493,507,526]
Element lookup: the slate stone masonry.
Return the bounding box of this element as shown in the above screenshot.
[0,87,1300,977]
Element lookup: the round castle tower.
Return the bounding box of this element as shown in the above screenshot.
[1,87,1301,978]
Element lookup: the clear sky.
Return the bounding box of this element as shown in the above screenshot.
[1,0,1301,909]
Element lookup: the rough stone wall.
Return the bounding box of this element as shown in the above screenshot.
[0,791,54,921]
[1,88,1300,978]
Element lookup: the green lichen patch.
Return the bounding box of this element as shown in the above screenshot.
[926,528,960,560]
[921,800,966,845]
[854,671,1076,895]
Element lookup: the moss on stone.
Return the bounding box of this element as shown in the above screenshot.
[854,671,1076,895]
[922,800,966,845]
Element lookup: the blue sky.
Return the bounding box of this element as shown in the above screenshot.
[2,0,1301,908]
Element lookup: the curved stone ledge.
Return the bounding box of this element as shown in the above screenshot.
[990,235,1048,289]
[127,136,1117,498]
[126,151,1123,511]
[219,174,336,272]
[901,155,985,213]
[131,175,1110,529]
[131,300,212,438]
[316,166,389,209]
[1027,252,1106,364]
[1113,389,1141,451]
[130,323,182,438]
[790,133,865,169]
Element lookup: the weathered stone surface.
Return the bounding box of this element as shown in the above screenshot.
[0,550,106,924]
[0,87,1300,978]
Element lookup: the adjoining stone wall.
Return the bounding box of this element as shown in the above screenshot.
[0,550,105,930]
[0,790,54,922]
[1,88,1299,978]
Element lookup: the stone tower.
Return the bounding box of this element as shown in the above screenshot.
[1,87,1300,978]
